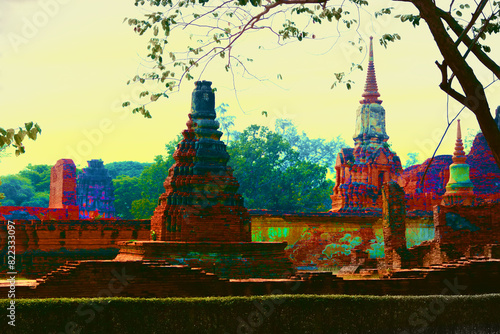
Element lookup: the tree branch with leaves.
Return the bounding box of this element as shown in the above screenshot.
[124,0,500,171]
[0,122,42,156]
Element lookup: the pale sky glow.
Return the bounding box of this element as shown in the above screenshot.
[1,0,499,176]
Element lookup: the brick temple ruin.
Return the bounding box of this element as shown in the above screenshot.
[116,80,294,278]
[1,47,500,298]
[77,159,116,219]
[0,158,117,221]
[402,112,500,212]
[330,37,403,213]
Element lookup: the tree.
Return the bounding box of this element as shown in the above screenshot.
[23,192,50,208]
[0,122,42,156]
[130,135,180,218]
[274,118,348,175]
[463,128,481,154]
[228,124,333,211]
[113,175,142,219]
[0,175,35,206]
[215,103,236,144]
[0,180,4,205]
[403,152,422,169]
[18,164,51,193]
[105,161,153,179]
[124,0,500,171]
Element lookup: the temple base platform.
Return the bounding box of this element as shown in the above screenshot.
[115,241,295,279]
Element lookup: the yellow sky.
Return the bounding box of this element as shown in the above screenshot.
[0,0,499,175]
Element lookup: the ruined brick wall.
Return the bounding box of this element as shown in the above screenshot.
[0,206,75,221]
[0,219,149,277]
[0,212,434,277]
[466,133,500,196]
[382,181,407,269]
[401,156,451,212]
[402,133,500,211]
[433,202,500,260]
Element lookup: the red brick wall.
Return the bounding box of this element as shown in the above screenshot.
[434,202,500,248]
[0,219,149,277]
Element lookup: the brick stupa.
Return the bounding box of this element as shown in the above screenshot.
[330,37,402,213]
[116,81,294,278]
[442,119,475,206]
[150,81,250,242]
[76,159,116,219]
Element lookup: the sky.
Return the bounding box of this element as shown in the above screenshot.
[0,0,499,176]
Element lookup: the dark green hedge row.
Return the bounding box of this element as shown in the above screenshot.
[1,294,500,334]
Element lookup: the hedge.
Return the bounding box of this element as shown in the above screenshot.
[1,294,500,334]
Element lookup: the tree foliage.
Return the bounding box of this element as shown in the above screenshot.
[124,0,500,171]
[215,103,236,144]
[464,128,481,154]
[129,156,172,219]
[0,164,52,207]
[23,192,50,208]
[18,164,51,193]
[228,124,334,211]
[129,135,180,218]
[105,161,153,179]
[0,175,35,206]
[274,118,347,175]
[0,122,42,156]
[113,176,142,219]
[403,152,423,169]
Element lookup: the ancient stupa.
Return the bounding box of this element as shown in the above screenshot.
[330,37,402,213]
[76,159,116,219]
[442,119,475,206]
[116,81,294,278]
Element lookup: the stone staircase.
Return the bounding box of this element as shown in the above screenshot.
[30,260,228,298]
[387,257,500,292]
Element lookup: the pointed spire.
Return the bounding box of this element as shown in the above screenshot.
[360,36,382,105]
[453,119,466,164]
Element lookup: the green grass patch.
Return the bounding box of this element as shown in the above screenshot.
[1,294,500,333]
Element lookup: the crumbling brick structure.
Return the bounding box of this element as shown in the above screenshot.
[382,181,413,269]
[150,80,250,242]
[48,159,78,219]
[77,159,116,219]
[116,81,294,278]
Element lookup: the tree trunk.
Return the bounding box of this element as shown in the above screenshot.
[410,0,500,169]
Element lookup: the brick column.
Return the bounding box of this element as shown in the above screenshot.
[382,181,407,269]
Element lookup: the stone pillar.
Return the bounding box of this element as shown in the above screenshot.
[382,181,408,269]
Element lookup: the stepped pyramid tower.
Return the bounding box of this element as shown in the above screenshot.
[117,81,294,278]
[150,80,251,242]
[330,37,402,213]
[442,119,475,205]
